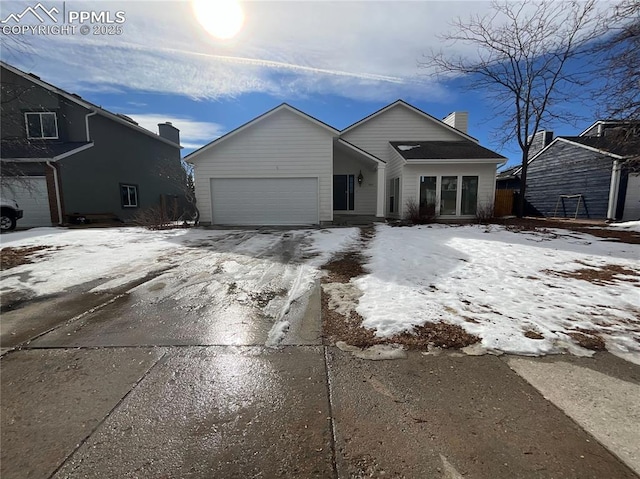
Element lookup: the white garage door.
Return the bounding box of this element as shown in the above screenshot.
[211,178,319,225]
[623,173,640,221]
[1,177,51,227]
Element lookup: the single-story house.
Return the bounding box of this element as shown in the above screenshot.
[0,61,185,227]
[525,121,640,221]
[186,101,506,225]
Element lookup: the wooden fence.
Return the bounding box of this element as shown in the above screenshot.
[494,189,515,217]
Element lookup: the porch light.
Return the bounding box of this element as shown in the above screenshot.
[357,170,364,186]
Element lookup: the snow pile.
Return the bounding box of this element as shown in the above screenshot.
[354,224,640,362]
[397,144,420,151]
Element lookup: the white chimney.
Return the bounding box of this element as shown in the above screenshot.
[443,111,468,134]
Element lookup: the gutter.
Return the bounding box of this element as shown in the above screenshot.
[46,161,63,225]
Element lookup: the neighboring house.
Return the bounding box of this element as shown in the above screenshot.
[0,61,184,227]
[525,121,640,221]
[186,101,506,225]
[496,165,521,190]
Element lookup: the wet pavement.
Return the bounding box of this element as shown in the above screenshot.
[2,231,639,478]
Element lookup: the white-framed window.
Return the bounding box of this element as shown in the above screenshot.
[25,112,59,139]
[120,184,138,208]
[419,175,479,216]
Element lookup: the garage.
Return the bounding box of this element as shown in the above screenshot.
[623,173,640,221]
[1,177,51,227]
[211,177,319,225]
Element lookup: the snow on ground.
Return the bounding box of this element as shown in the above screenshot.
[0,226,359,306]
[355,224,640,363]
[608,221,640,233]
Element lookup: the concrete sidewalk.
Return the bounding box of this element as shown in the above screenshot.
[1,277,639,478]
[2,343,638,478]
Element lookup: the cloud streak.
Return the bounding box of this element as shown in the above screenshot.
[124,113,225,150]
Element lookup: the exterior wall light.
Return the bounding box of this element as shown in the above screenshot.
[357,170,364,186]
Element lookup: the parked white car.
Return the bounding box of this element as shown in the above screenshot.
[0,198,24,231]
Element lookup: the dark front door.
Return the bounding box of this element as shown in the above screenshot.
[333,175,355,211]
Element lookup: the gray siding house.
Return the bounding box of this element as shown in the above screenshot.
[0,61,184,227]
[525,122,640,221]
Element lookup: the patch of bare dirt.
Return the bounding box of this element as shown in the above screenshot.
[566,331,606,351]
[321,226,479,350]
[391,323,479,349]
[0,246,58,271]
[322,252,366,283]
[493,217,640,244]
[524,330,545,340]
[543,263,640,286]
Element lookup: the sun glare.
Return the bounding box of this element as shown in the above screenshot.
[192,0,245,40]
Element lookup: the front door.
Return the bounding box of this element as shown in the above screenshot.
[333,175,355,211]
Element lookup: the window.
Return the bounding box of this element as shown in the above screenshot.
[25,112,58,139]
[419,176,437,216]
[388,177,400,213]
[120,184,138,208]
[440,176,458,215]
[461,176,479,215]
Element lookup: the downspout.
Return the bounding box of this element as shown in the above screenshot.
[85,110,97,141]
[46,161,63,225]
[607,160,621,221]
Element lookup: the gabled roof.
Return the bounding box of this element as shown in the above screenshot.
[561,135,640,159]
[390,141,505,161]
[0,61,181,149]
[340,100,478,142]
[580,120,640,137]
[185,103,340,161]
[497,164,521,180]
[526,135,640,166]
[0,140,94,161]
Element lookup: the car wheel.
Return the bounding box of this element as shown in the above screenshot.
[0,213,17,231]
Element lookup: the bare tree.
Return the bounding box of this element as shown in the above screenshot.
[592,0,639,121]
[420,0,606,216]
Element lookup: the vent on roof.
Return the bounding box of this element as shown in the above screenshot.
[116,113,139,125]
[71,93,83,100]
[27,72,40,80]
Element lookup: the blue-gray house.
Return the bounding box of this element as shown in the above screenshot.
[524,122,640,221]
[0,61,185,227]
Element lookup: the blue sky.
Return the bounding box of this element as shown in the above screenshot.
[0,0,615,166]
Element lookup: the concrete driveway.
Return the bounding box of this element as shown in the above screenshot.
[1,229,639,478]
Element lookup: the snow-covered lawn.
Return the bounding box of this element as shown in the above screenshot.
[353,224,640,363]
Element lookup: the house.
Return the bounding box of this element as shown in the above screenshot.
[524,121,640,221]
[0,61,185,227]
[186,101,506,225]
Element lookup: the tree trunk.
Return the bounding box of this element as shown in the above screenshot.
[517,149,529,218]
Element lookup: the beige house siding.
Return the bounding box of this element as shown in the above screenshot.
[341,105,464,162]
[193,108,335,224]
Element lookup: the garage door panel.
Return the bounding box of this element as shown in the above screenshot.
[623,173,640,221]
[1,177,50,227]
[211,178,318,225]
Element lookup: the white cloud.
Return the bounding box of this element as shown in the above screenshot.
[4,0,615,103]
[123,113,225,150]
[5,0,495,102]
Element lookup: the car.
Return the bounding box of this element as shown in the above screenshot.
[0,198,24,231]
